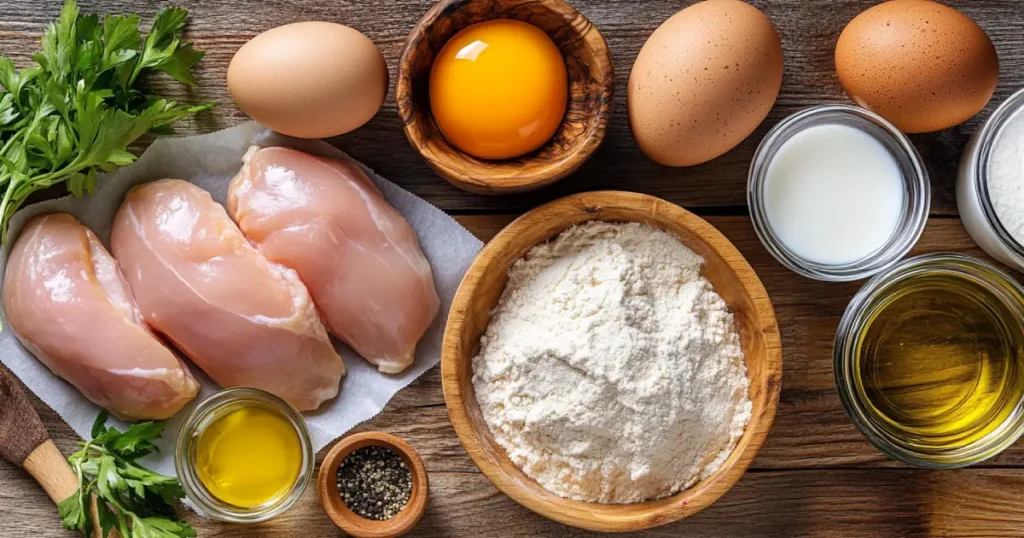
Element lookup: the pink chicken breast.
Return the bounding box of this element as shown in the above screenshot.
[2,213,198,420]
[110,179,344,411]
[227,146,439,374]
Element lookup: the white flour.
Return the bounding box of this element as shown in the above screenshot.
[990,107,1024,243]
[471,221,751,504]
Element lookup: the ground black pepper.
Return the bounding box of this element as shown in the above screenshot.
[336,445,413,520]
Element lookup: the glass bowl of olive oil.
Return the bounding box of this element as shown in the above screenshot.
[175,387,314,522]
[835,253,1024,467]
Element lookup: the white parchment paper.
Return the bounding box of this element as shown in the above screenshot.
[0,122,483,476]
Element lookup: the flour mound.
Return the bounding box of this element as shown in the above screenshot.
[471,221,751,504]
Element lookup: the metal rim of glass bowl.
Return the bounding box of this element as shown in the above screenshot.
[747,104,931,282]
[973,88,1024,262]
[174,387,314,523]
[833,252,1024,468]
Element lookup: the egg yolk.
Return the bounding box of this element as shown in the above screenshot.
[429,20,568,160]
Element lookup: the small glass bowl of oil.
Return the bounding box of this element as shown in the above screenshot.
[175,387,314,522]
[835,253,1024,467]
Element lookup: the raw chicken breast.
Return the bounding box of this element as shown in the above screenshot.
[2,213,198,420]
[111,180,345,410]
[228,146,439,374]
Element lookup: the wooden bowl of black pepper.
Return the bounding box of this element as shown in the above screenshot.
[397,0,614,194]
[317,432,428,538]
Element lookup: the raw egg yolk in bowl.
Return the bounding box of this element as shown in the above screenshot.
[429,19,568,160]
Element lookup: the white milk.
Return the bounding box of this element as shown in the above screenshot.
[764,123,905,265]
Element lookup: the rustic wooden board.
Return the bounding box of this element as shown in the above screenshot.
[2,0,1023,214]
[5,0,1024,536]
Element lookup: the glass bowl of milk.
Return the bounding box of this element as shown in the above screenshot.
[748,104,930,281]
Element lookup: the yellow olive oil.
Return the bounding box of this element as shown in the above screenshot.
[196,406,302,508]
[854,272,1024,453]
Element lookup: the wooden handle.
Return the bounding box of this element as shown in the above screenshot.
[22,440,111,538]
[22,440,79,503]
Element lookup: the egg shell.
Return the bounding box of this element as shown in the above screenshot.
[835,0,998,134]
[628,0,783,167]
[228,22,388,139]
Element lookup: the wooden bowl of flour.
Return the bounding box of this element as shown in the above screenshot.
[441,191,782,532]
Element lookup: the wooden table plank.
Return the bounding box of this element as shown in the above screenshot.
[3,0,1023,214]
[6,464,1024,537]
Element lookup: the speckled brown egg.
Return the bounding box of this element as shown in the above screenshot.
[835,0,998,134]
[228,22,388,139]
[628,0,783,167]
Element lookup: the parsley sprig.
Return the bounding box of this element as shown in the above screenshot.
[58,411,196,538]
[0,0,212,242]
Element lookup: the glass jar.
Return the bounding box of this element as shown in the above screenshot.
[748,104,930,281]
[175,387,314,523]
[834,253,1024,467]
[957,88,1024,272]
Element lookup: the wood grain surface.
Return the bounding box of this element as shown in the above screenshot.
[3,0,1024,537]
[3,0,1022,214]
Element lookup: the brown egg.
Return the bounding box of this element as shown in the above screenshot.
[628,0,783,167]
[835,0,998,134]
[228,22,388,139]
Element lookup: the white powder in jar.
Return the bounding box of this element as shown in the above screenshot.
[989,107,1024,242]
[471,221,751,504]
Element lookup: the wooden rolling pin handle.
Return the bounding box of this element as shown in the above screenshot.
[22,440,109,538]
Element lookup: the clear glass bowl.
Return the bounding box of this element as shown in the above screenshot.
[957,88,1024,272]
[834,253,1024,467]
[747,104,930,281]
[175,387,314,523]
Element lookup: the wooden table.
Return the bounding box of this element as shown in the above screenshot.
[2,1,1024,536]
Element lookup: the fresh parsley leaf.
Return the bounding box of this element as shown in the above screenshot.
[123,468,186,507]
[154,42,204,86]
[75,13,101,43]
[64,411,191,538]
[129,7,189,86]
[96,498,119,538]
[95,454,128,504]
[91,409,111,438]
[78,457,100,478]
[101,14,141,72]
[109,420,166,458]
[130,515,197,538]
[57,489,87,531]
[0,93,18,128]
[0,58,17,94]
[0,0,210,243]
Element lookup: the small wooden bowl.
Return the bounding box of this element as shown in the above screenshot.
[441,191,783,532]
[317,432,429,538]
[397,0,614,194]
